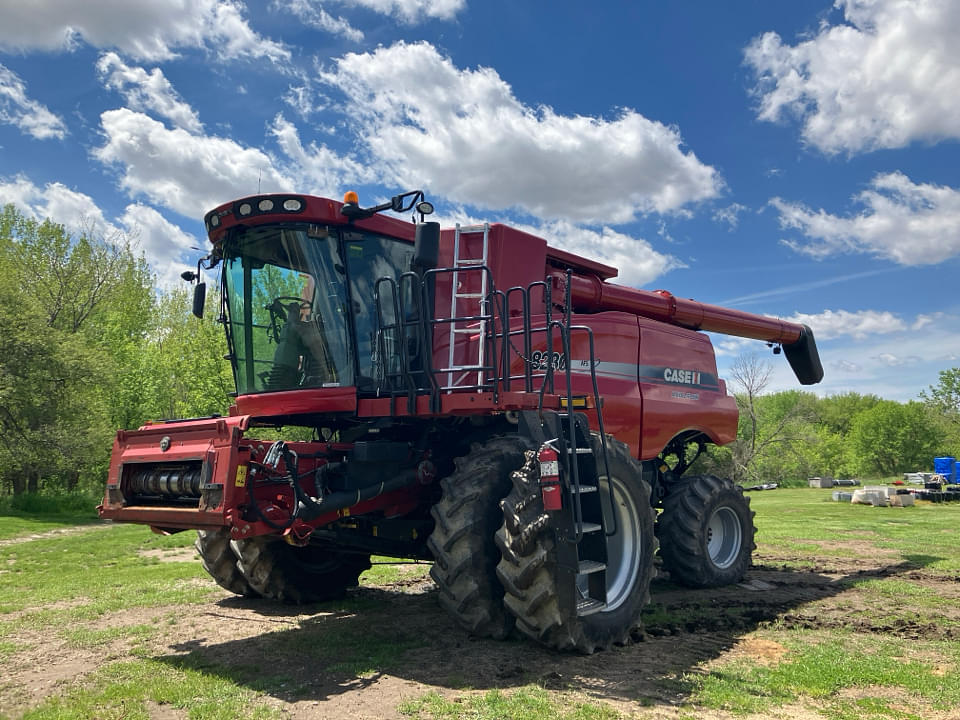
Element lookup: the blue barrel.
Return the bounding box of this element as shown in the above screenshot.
[934,456,956,481]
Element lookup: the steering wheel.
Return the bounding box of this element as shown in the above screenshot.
[265,296,313,344]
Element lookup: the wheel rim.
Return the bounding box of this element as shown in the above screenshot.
[588,474,642,612]
[706,506,742,569]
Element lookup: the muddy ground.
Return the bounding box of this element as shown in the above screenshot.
[2,530,959,719]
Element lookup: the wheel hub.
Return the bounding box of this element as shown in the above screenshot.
[706,506,742,569]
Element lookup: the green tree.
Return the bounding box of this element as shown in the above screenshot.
[0,205,154,494]
[136,288,233,422]
[849,400,939,477]
[724,355,816,484]
[920,368,960,456]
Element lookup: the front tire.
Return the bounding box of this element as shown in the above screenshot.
[427,436,532,639]
[496,435,656,653]
[230,537,371,603]
[656,474,756,588]
[195,529,259,597]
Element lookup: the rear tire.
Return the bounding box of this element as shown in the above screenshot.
[230,537,371,603]
[195,529,259,597]
[496,435,656,653]
[657,474,756,588]
[428,436,532,639]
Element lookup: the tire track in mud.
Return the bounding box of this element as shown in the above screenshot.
[642,562,960,641]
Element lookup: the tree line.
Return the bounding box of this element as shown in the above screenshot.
[0,204,957,496]
[693,357,960,485]
[0,205,230,496]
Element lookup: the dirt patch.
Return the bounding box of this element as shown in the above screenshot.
[145,700,188,719]
[709,637,788,668]
[0,524,110,548]
[138,547,199,563]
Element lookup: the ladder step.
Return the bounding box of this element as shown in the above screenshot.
[579,522,603,534]
[457,224,487,233]
[571,484,598,495]
[576,598,607,616]
[566,447,593,454]
[453,293,484,299]
[455,259,485,266]
[439,365,494,372]
[577,560,606,575]
[451,327,482,334]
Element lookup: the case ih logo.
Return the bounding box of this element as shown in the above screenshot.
[663,368,701,385]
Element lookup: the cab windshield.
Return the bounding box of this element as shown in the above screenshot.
[222,223,414,395]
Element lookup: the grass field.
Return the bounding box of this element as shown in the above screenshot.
[0,488,958,719]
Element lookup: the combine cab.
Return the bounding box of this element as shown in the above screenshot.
[100,189,822,652]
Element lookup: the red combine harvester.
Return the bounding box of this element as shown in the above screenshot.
[99,190,822,652]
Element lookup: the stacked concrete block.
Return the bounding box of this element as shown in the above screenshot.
[851,489,888,506]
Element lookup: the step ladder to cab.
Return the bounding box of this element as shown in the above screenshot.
[520,410,611,618]
[445,223,491,390]
[559,413,609,617]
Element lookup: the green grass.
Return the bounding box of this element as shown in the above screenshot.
[0,497,102,541]
[748,488,960,572]
[3,485,960,719]
[0,524,206,636]
[20,659,282,720]
[360,557,432,585]
[60,623,157,649]
[684,631,960,716]
[399,687,622,720]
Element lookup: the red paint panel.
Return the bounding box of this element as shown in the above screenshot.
[636,319,737,459]
[232,387,357,417]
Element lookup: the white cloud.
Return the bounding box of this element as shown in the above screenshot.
[712,202,748,230]
[320,42,721,223]
[772,172,960,265]
[912,312,944,331]
[283,84,326,119]
[525,220,682,288]
[832,359,862,373]
[745,0,960,155]
[0,175,109,228]
[0,64,67,140]
[96,53,202,132]
[118,203,198,286]
[278,0,464,39]
[343,0,464,23]
[874,352,921,368]
[277,0,364,41]
[269,113,375,197]
[0,0,288,63]
[715,311,960,402]
[94,108,293,219]
[0,175,200,286]
[786,309,907,340]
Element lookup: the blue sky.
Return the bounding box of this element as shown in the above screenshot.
[0,0,957,401]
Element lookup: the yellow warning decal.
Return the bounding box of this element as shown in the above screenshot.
[235,465,248,487]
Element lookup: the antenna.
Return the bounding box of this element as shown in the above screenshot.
[258,169,261,194]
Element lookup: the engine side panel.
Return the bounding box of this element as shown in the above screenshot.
[636,318,738,459]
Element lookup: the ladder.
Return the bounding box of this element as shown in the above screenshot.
[446,223,490,389]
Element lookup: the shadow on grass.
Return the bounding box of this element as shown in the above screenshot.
[154,553,947,709]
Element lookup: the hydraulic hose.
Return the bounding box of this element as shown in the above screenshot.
[296,469,418,521]
[256,440,419,524]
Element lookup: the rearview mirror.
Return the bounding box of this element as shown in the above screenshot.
[192,282,206,319]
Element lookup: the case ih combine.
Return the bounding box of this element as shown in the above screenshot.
[99,189,822,652]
